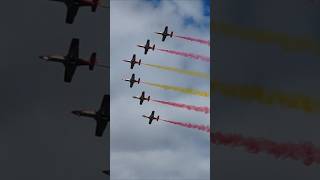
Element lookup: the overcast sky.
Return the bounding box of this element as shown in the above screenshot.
[212,0,320,179]
[0,1,108,179]
[110,0,210,179]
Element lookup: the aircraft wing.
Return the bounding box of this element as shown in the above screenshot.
[130,62,134,69]
[164,26,168,34]
[139,99,143,105]
[64,64,77,82]
[98,95,109,116]
[144,48,148,54]
[162,35,166,41]
[67,38,79,59]
[149,119,152,124]
[66,6,79,24]
[151,111,155,117]
[95,120,107,137]
[130,81,134,88]
[103,170,110,175]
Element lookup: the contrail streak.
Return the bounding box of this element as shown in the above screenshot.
[157,48,210,63]
[161,114,320,166]
[212,80,320,113]
[143,81,209,97]
[211,131,320,166]
[152,99,210,114]
[161,119,210,133]
[213,22,320,55]
[174,35,210,46]
[142,63,209,79]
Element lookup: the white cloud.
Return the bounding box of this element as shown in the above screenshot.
[110,0,210,179]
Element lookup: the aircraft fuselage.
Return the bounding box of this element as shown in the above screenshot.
[72,110,107,122]
[40,55,89,66]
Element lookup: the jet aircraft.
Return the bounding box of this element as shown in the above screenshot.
[72,94,109,137]
[133,91,150,105]
[122,54,141,69]
[124,74,140,88]
[40,38,96,83]
[142,111,159,124]
[155,26,173,41]
[50,0,99,24]
[137,39,155,55]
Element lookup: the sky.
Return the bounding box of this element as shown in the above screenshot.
[212,0,320,179]
[110,0,210,179]
[0,0,109,179]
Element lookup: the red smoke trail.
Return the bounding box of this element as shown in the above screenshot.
[161,118,320,165]
[174,35,210,46]
[161,119,210,133]
[211,131,320,166]
[156,48,210,63]
[152,99,210,114]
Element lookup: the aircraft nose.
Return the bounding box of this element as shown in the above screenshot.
[39,56,48,60]
[71,111,81,116]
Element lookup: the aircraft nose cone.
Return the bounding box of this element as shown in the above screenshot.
[39,56,48,60]
[71,111,81,116]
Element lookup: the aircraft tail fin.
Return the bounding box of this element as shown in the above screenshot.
[138,78,141,84]
[152,44,155,50]
[147,96,150,101]
[157,116,159,121]
[89,52,96,70]
[138,59,141,65]
[170,32,173,37]
[91,0,98,12]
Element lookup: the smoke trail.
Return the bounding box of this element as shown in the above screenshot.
[152,99,210,114]
[213,22,320,55]
[161,119,210,133]
[157,48,210,63]
[142,63,209,79]
[211,131,320,166]
[160,115,320,166]
[143,81,209,97]
[174,35,210,46]
[212,80,320,113]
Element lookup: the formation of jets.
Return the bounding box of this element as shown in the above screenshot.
[123,26,175,125]
[43,0,109,177]
[40,38,96,82]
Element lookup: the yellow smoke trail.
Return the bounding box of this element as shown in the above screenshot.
[213,22,320,55]
[144,82,209,97]
[212,80,320,112]
[142,63,209,79]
